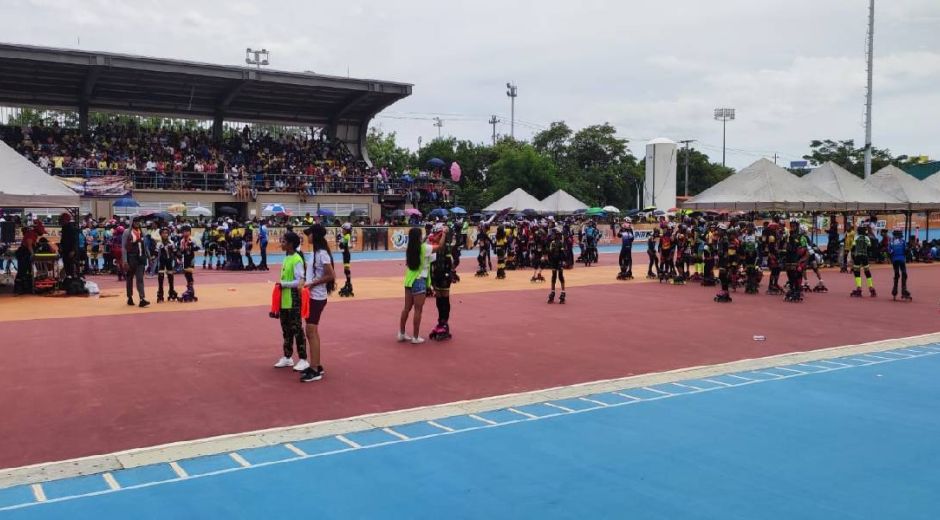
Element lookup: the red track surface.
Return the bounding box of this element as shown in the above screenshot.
[1,261,938,468]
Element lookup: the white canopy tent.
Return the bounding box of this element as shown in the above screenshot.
[0,141,79,207]
[539,189,588,214]
[867,165,940,211]
[483,188,544,212]
[682,158,828,211]
[919,171,940,193]
[801,162,906,211]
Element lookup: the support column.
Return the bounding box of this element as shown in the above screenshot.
[212,113,224,144]
[79,102,89,135]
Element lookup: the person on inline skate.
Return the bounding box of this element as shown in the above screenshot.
[547,229,567,304]
[474,224,490,277]
[429,224,454,340]
[155,227,178,302]
[741,223,760,294]
[646,227,659,279]
[337,222,354,297]
[889,228,911,301]
[616,217,635,280]
[494,225,508,279]
[714,224,732,302]
[782,220,809,302]
[583,220,599,266]
[178,225,199,302]
[851,223,876,297]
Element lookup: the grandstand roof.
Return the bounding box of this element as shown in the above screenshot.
[0,43,412,126]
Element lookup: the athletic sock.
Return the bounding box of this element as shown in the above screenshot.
[855,276,861,288]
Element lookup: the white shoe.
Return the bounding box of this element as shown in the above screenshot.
[293,359,310,372]
[397,331,413,342]
[273,357,294,368]
[410,336,426,345]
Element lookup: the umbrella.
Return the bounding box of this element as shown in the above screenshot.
[573,208,587,215]
[218,206,238,215]
[189,206,212,217]
[603,205,621,214]
[148,211,174,222]
[401,174,414,183]
[427,158,446,168]
[264,203,287,214]
[643,206,657,211]
[450,162,462,182]
[167,203,187,214]
[469,213,483,222]
[349,209,367,217]
[404,208,422,217]
[625,209,641,217]
[113,197,140,208]
[585,207,606,216]
[653,210,667,216]
[390,209,406,218]
[428,208,449,218]
[521,208,539,217]
[450,207,467,215]
[317,208,335,217]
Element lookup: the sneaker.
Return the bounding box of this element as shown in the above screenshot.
[300,367,323,383]
[273,357,294,368]
[397,331,413,342]
[139,299,150,308]
[127,298,135,306]
[411,336,426,345]
[293,359,310,372]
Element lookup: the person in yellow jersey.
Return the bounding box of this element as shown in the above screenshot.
[337,222,354,297]
[273,231,310,371]
[842,224,856,273]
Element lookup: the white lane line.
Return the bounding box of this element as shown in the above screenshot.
[773,367,806,375]
[751,371,785,379]
[335,435,361,449]
[381,427,410,441]
[543,402,575,413]
[879,351,912,359]
[642,386,674,396]
[796,363,831,371]
[168,462,188,479]
[468,414,499,426]
[283,443,307,457]
[507,407,538,419]
[579,397,609,407]
[671,382,704,391]
[229,452,251,468]
[815,360,852,368]
[426,420,455,432]
[30,484,46,502]
[613,392,641,400]
[724,374,756,382]
[102,472,121,491]
[860,354,893,361]
[847,358,875,365]
[703,378,733,387]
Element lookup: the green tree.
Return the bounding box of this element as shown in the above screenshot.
[678,148,734,196]
[532,121,572,163]
[803,139,895,178]
[485,144,559,203]
[366,127,415,172]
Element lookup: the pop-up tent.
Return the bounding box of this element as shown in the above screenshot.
[539,189,588,214]
[867,165,940,211]
[0,141,79,207]
[682,158,827,211]
[483,188,544,212]
[802,162,905,211]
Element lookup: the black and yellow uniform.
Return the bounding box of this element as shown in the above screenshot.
[155,235,177,301]
[851,226,875,297]
[494,226,508,279]
[338,228,354,296]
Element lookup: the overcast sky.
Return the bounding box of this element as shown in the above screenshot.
[3,0,938,168]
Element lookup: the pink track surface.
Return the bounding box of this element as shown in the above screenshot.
[1,260,938,469]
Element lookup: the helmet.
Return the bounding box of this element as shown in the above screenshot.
[432,223,445,233]
[180,224,192,233]
[341,222,352,231]
[623,217,632,224]
[892,228,903,237]
[717,223,728,231]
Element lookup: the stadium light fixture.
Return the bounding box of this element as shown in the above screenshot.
[713,108,735,167]
[246,48,270,70]
[506,82,517,140]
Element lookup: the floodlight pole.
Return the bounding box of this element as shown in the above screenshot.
[679,139,694,197]
[245,48,270,70]
[433,117,443,138]
[714,108,735,167]
[488,115,500,145]
[864,0,875,179]
[506,82,517,139]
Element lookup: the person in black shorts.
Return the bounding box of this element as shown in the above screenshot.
[547,229,567,304]
[429,224,453,340]
[301,224,336,382]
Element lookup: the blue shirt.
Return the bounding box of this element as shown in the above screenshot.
[620,229,634,248]
[889,238,907,262]
[259,224,268,244]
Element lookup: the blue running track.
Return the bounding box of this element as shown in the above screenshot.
[3,346,939,519]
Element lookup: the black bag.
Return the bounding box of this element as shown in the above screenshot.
[64,277,89,296]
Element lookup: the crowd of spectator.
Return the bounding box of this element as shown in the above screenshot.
[0,122,452,204]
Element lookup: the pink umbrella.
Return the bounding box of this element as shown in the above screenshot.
[404,208,422,217]
[450,162,461,182]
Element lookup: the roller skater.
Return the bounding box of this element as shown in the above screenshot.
[646,228,659,279]
[582,220,599,266]
[495,225,508,279]
[763,219,784,295]
[429,224,454,341]
[806,241,827,292]
[475,225,490,277]
[742,223,760,294]
[714,224,733,303]
[155,227,176,303]
[888,228,911,301]
[841,223,855,274]
[701,224,717,286]
[851,223,875,298]
[617,218,635,280]
[782,219,809,302]
[178,225,199,302]
[658,225,675,283]
[546,229,567,304]
[530,223,546,282]
[337,223,354,297]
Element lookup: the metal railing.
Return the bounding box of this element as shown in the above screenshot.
[44,167,453,196]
